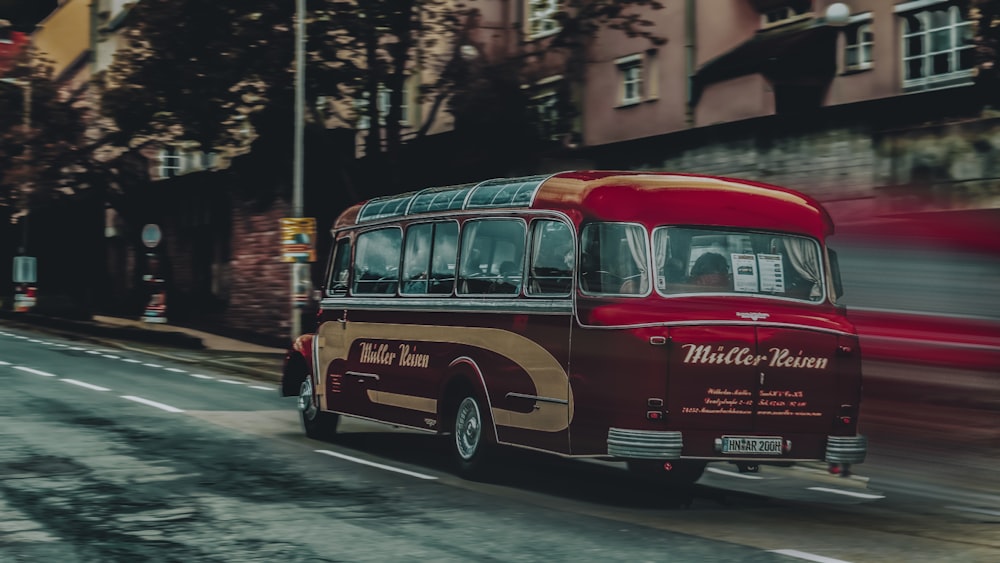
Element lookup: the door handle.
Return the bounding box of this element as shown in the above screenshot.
[346,371,379,382]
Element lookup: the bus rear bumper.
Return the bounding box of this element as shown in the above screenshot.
[607,428,683,459]
[825,434,867,464]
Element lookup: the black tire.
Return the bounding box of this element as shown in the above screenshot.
[451,393,494,479]
[628,459,707,488]
[298,377,339,441]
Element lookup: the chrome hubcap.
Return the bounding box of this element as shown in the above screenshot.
[298,378,317,421]
[455,397,481,461]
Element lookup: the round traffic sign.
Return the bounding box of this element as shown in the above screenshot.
[141,224,162,248]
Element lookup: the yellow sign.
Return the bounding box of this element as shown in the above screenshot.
[281,217,316,263]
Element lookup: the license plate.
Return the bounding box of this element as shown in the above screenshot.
[721,436,783,455]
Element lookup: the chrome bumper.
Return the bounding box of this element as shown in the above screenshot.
[607,428,683,459]
[825,435,867,464]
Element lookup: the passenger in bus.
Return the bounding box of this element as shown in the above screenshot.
[689,252,730,288]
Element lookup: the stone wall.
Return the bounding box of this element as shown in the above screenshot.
[590,107,1000,221]
[226,199,293,341]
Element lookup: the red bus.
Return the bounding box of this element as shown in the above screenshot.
[282,171,867,484]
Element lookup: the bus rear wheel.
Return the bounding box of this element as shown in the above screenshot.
[451,394,493,479]
[299,378,339,441]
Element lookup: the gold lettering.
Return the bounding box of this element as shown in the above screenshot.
[398,344,430,368]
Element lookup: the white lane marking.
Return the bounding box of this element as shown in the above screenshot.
[217,379,244,385]
[13,366,57,377]
[189,374,213,380]
[707,466,764,480]
[315,449,437,480]
[121,359,142,364]
[164,368,187,373]
[248,385,273,391]
[0,360,11,366]
[142,363,163,368]
[85,350,101,355]
[27,339,43,343]
[101,355,121,360]
[948,505,1000,517]
[770,549,853,563]
[807,487,885,500]
[51,343,68,347]
[62,379,111,392]
[69,347,85,351]
[120,395,184,413]
[14,335,28,339]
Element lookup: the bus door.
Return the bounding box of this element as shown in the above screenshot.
[497,218,574,454]
[316,236,367,416]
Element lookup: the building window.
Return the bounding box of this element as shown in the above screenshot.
[614,53,647,106]
[900,3,973,91]
[354,93,371,130]
[158,147,184,179]
[621,60,642,105]
[760,0,812,28]
[527,0,560,39]
[534,91,560,140]
[355,84,408,130]
[844,22,874,71]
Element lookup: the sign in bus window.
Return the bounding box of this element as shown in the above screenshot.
[327,238,351,296]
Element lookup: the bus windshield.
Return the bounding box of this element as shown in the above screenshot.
[651,227,826,302]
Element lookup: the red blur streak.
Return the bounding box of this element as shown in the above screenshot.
[849,309,1000,372]
[830,206,1000,372]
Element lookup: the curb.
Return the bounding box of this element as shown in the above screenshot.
[0,312,282,383]
[0,311,204,349]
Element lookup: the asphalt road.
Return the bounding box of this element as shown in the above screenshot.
[1,322,998,562]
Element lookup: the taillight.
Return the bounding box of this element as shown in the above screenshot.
[837,404,857,426]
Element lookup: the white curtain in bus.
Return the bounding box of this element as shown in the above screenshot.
[624,226,649,293]
[783,238,822,298]
[654,232,668,289]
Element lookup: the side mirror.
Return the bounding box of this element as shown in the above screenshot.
[828,248,844,300]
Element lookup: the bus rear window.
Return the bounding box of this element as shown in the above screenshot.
[652,227,825,301]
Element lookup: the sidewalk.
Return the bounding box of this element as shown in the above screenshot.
[0,311,286,382]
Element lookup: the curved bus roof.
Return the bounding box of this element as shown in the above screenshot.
[336,170,834,238]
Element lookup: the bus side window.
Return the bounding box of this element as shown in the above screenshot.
[353,228,402,295]
[328,238,351,296]
[429,221,458,294]
[458,219,525,295]
[528,220,573,296]
[402,224,433,295]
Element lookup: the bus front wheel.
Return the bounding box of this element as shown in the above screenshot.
[452,394,493,479]
[299,378,339,441]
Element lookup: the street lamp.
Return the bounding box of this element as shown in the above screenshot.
[825,3,851,27]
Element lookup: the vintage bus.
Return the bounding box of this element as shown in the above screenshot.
[281,171,867,484]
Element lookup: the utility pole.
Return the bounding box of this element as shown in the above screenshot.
[291,0,306,341]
